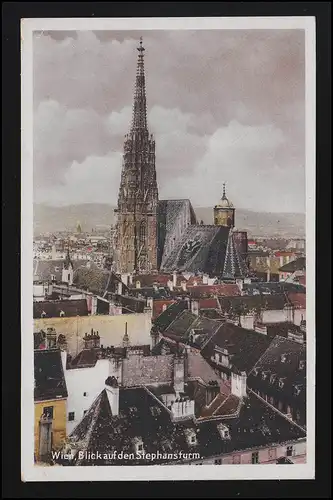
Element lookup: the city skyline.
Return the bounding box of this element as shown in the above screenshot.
[33,29,305,213]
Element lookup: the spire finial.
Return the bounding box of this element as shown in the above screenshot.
[222,182,226,199]
[137,36,145,53]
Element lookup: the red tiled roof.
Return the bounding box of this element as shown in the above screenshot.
[187,284,240,298]
[287,292,306,309]
[198,298,219,309]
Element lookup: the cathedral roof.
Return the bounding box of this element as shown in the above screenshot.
[160,225,230,276]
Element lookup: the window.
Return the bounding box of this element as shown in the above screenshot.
[286,446,294,457]
[68,273,71,281]
[214,459,222,465]
[42,406,54,419]
[83,410,87,416]
[251,452,259,464]
[68,412,75,422]
[139,222,146,243]
[83,392,88,397]
[137,443,143,452]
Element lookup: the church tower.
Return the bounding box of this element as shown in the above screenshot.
[213,183,235,228]
[114,38,159,274]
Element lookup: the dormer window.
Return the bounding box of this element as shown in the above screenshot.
[294,384,302,396]
[279,378,285,389]
[41,311,46,318]
[133,437,144,454]
[252,367,259,376]
[184,428,197,446]
[59,310,65,317]
[217,423,230,440]
[262,371,268,381]
[270,374,276,384]
[299,360,305,370]
[280,354,287,363]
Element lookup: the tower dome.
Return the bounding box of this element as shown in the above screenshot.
[216,183,233,208]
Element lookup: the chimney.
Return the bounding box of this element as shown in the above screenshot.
[202,274,209,285]
[91,295,98,315]
[105,376,119,416]
[172,272,177,287]
[51,244,57,260]
[173,353,185,396]
[240,313,254,331]
[45,328,57,349]
[267,269,271,282]
[117,281,122,295]
[236,278,243,291]
[191,300,199,316]
[205,381,220,406]
[167,280,174,291]
[181,280,187,292]
[129,274,133,285]
[146,297,153,310]
[121,273,129,286]
[171,397,195,421]
[231,371,247,398]
[60,349,67,374]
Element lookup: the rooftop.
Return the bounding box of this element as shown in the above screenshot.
[34,349,68,401]
[61,388,305,466]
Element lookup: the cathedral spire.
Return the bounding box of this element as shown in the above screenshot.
[114,39,159,274]
[131,37,148,132]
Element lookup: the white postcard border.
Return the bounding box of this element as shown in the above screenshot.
[21,16,316,482]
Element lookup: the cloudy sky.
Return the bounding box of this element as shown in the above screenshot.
[33,29,305,213]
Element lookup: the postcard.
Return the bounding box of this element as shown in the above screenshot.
[21,16,315,481]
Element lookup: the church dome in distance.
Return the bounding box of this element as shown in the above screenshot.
[215,183,234,208]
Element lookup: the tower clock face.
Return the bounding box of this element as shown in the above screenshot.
[177,236,202,267]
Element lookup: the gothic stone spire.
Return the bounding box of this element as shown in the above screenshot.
[114,39,159,274]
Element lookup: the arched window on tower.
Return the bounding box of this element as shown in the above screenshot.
[227,216,233,227]
[139,221,146,244]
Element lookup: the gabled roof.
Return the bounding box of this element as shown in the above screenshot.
[33,299,88,318]
[164,310,198,340]
[152,300,188,332]
[34,349,68,401]
[286,292,306,309]
[218,294,287,313]
[201,323,272,374]
[279,257,306,273]
[33,259,97,283]
[73,268,124,297]
[187,284,240,298]
[248,336,306,402]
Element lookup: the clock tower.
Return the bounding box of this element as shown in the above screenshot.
[213,183,235,228]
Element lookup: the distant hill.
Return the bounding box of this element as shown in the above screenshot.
[33,203,305,238]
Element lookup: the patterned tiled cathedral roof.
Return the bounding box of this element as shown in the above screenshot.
[222,229,249,280]
[160,225,230,276]
[157,199,197,269]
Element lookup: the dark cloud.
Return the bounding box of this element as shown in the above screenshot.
[33,29,305,213]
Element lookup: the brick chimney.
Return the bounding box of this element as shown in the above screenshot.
[83,329,100,349]
[173,352,185,396]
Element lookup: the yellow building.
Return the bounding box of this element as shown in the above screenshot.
[34,349,68,462]
[213,183,235,227]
